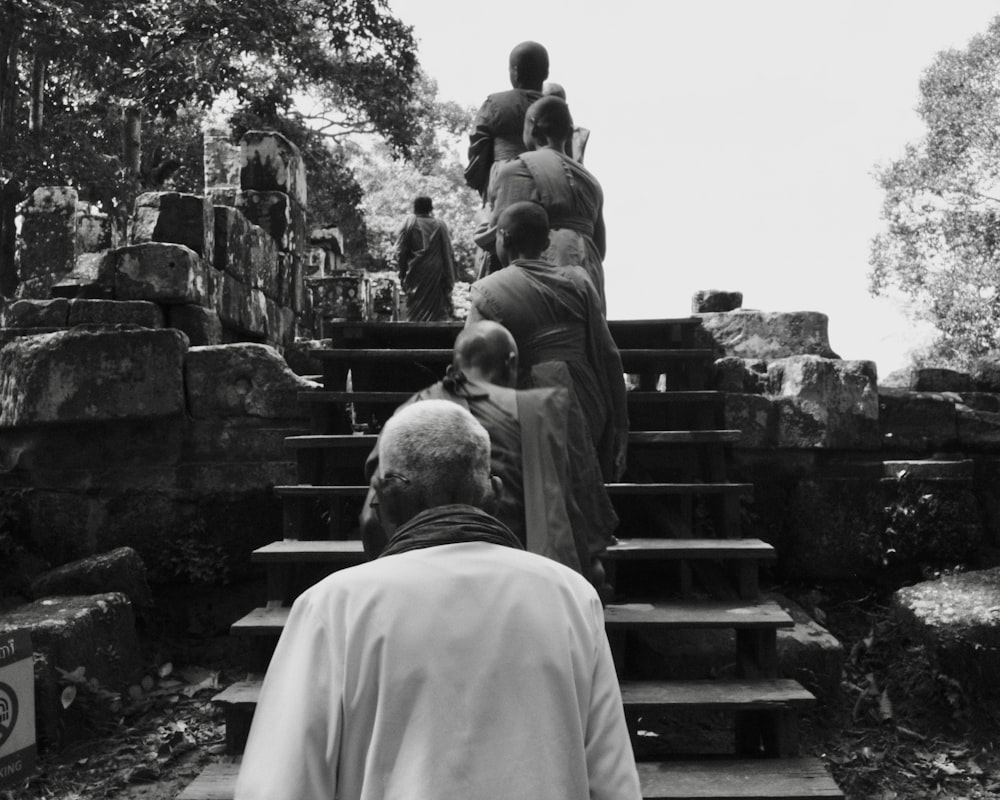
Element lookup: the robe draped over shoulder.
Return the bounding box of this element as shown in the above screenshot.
[465,88,543,200]
[394,214,456,321]
[469,260,628,481]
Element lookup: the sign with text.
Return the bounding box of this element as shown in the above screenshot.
[0,629,35,790]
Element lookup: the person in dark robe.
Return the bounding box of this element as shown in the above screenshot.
[394,195,456,321]
[542,81,591,163]
[362,320,618,590]
[468,201,628,483]
[475,95,608,309]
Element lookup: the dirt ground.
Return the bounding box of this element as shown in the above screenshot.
[5,581,1000,800]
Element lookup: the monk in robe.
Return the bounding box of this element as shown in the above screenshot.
[465,41,549,202]
[476,95,608,309]
[394,195,456,321]
[542,81,591,163]
[468,202,628,483]
[362,321,618,590]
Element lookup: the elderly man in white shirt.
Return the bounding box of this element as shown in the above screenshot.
[235,399,641,800]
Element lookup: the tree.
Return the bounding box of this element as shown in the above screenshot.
[0,0,420,293]
[870,16,1000,367]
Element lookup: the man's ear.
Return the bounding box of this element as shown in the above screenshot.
[377,479,421,530]
[481,475,504,516]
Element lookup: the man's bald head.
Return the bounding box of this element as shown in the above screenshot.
[542,81,566,100]
[509,41,549,90]
[455,321,518,387]
[525,95,573,146]
[496,201,550,260]
[378,400,493,518]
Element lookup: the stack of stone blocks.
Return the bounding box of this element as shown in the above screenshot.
[8,130,309,349]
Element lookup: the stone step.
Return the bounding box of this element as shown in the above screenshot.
[273,482,753,499]
[231,599,793,639]
[286,430,741,449]
[210,676,815,756]
[177,756,843,800]
[310,347,717,373]
[250,537,775,564]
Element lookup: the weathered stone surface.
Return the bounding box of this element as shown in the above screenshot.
[167,304,222,346]
[878,388,959,452]
[894,568,1000,695]
[113,243,208,305]
[67,299,163,328]
[240,130,307,207]
[215,272,267,338]
[712,357,767,393]
[204,132,241,189]
[282,339,326,377]
[185,343,318,419]
[237,190,307,254]
[278,253,305,312]
[692,289,743,313]
[956,391,1000,413]
[51,252,117,299]
[957,404,1000,450]
[1,298,69,328]
[265,297,296,347]
[250,224,280,298]
[771,594,845,700]
[76,210,116,253]
[971,354,1000,392]
[18,186,78,281]
[0,593,141,746]
[768,356,879,449]
[130,192,214,263]
[309,274,369,322]
[912,367,972,393]
[205,186,239,207]
[697,309,839,360]
[0,328,187,427]
[724,393,775,448]
[29,546,152,609]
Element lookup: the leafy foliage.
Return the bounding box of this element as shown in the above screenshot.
[870,16,1000,367]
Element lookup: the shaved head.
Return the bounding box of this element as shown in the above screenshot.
[509,41,549,89]
[542,81,566,100]
[455,321,518,385]
[525,95,573,143]
[497,201,550,256]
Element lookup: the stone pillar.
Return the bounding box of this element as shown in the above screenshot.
[17,187,78,299]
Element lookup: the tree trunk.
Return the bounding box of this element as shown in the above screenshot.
[28,52,44,136]
[0,5,23,297]
[123,104,142,177]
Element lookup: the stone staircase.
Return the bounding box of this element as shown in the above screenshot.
[178,317,843,799]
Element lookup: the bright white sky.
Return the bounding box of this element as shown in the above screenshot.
[386,0,1000,376]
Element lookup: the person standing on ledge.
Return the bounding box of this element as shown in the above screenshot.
[235,400,641,800]
[394,195,456,321]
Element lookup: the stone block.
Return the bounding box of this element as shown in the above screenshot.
[370,276,399,322]
[18,186,78,281]
[692,289,743,313]
[698,309,839,360]
[167,304,223,346]
[0,593,141,747]
[878,388,959,452]
[130,192,214,264]
[237,190,307,254]
[204,132,241,189]
[1,298,69,328]
[205,186,239,207]
[894,568,1000,696]
[214,205,277,291]
[67,299,163,328]
[712,357,767,393]
[51,252,116,299]
[957,404,1000,450]
[29,547,152,610]
[76,210,116,253]
[113,243,208,305]
[724,393,775,448]
[912,367,972,393]
[0,327,188,427]
[768,356,879,449]
[240,130,307,208]
[957,391,1000,413]
[265,297,296,347]
[185,343,317,419]
[309,274,369,323]
[215,272,267,338]
[250,224,280,298]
